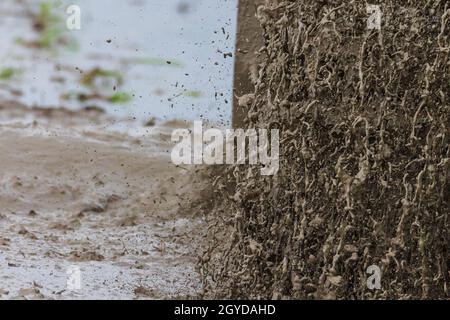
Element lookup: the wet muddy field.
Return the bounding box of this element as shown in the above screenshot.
[0,100,209,300]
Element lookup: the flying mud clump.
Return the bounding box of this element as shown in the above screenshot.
[200,0,449,299]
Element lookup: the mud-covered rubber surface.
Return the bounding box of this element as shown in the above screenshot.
[203,0,449,299]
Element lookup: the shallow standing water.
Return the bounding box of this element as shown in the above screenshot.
[0,0,237,127]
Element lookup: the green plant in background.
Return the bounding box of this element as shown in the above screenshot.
[0,68,15,80]
[0,68,22,81]
[60,91,133,105]
[132,57,184,68]
[16,1,79,51]
[78,68,132,104]
[109,92,132,104]
[183,90,202,98]
[81,68,124,88]
[36,1,62,29]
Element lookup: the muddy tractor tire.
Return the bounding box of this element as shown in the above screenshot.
[232,0,265,128]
